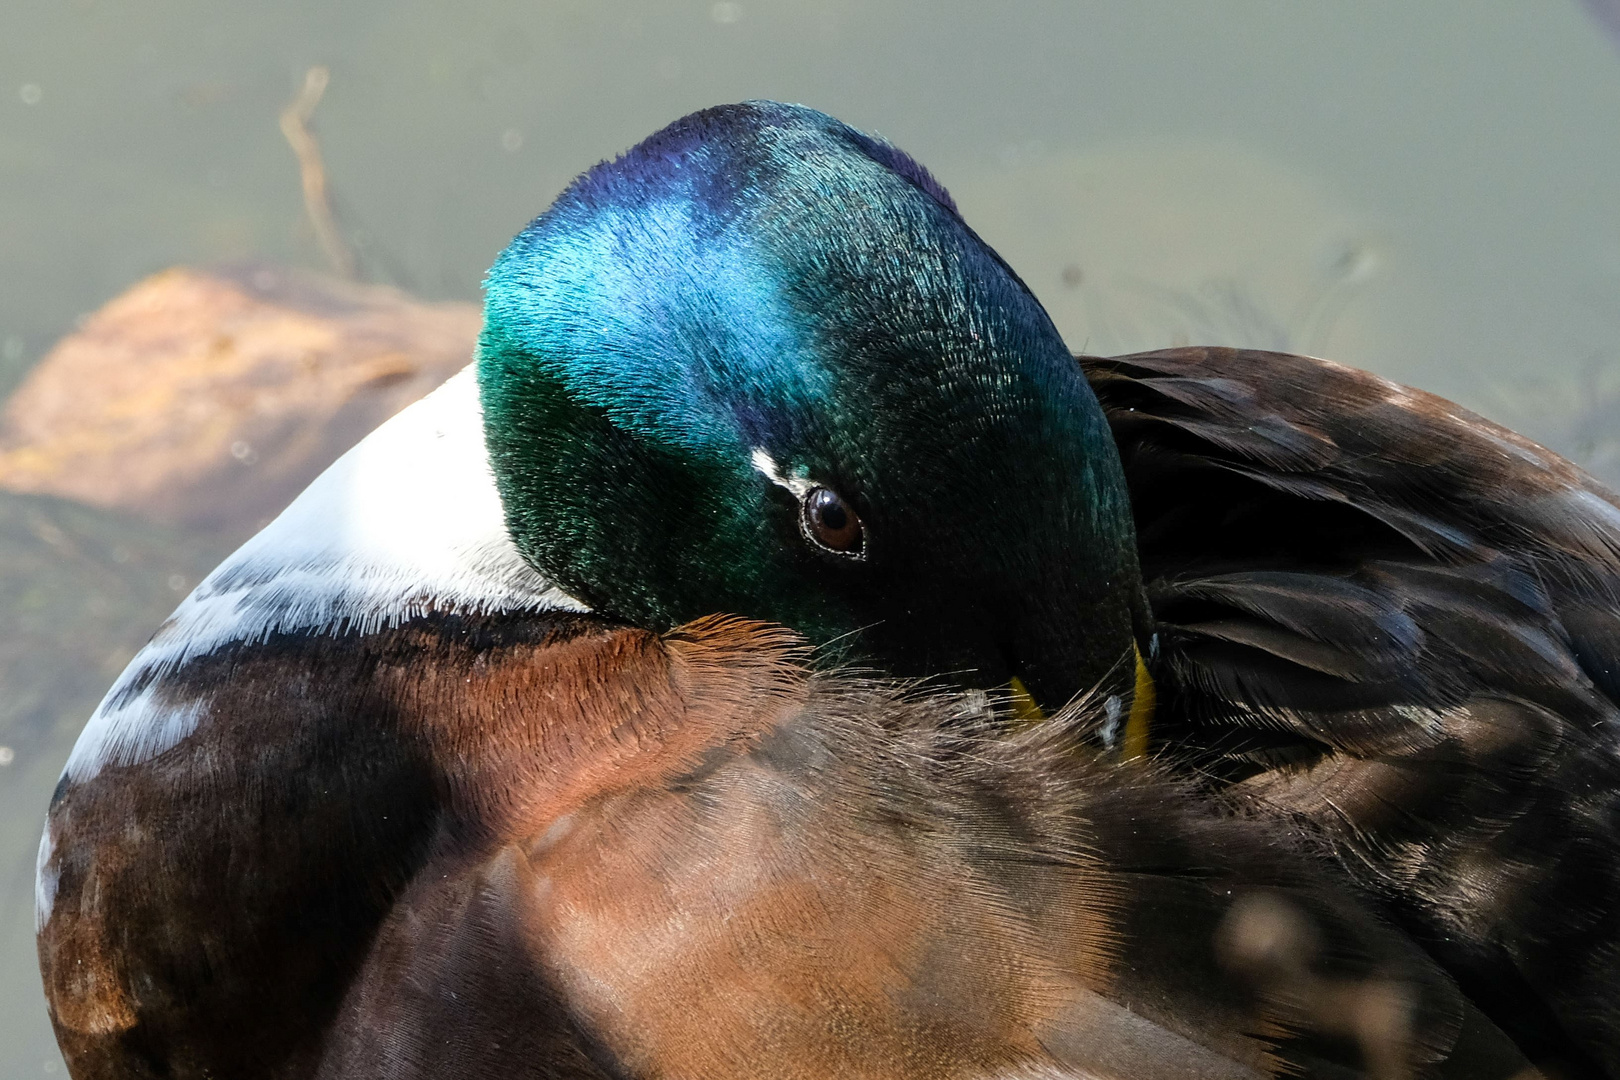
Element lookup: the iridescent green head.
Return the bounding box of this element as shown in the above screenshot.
[479,101,1143,707]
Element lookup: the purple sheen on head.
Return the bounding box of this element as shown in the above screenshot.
[563,101,959,224]
[843,129,960,216]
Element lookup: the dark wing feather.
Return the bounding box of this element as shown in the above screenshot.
[1085,346,1620,1078]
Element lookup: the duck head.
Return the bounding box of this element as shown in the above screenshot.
[479,101,1144,710]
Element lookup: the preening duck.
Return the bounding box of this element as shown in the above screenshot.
[36,102,1620,1078]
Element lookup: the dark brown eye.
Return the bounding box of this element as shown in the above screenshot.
[802,486,864,556]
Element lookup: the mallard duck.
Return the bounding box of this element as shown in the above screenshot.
[36,101,1620,1078]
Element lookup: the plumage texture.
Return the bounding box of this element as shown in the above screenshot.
[40,615,1526,1079]
[1088,346,1620,1078]
[38,103,1620,1079]
[478,102,1144,703]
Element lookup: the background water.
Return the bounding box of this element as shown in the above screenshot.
[3,2,1619,1074]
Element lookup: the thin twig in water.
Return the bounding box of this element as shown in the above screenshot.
[279,66,356,280]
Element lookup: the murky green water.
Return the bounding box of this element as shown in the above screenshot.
[4,2,1619,1073]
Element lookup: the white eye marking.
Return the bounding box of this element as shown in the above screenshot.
[750,447,815,498]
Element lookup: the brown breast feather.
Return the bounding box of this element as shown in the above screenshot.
[42,611,1527,1078]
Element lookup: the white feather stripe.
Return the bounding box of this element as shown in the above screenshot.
[59,363,587,786]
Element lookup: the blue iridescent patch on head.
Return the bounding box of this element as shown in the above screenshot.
[481,100,1057,472]
[487,104,911,456]
[488,193,827,454]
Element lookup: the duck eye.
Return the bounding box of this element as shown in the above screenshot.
[802,487,864,556]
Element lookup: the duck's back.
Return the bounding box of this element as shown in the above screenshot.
[1087,346,1620,1079]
